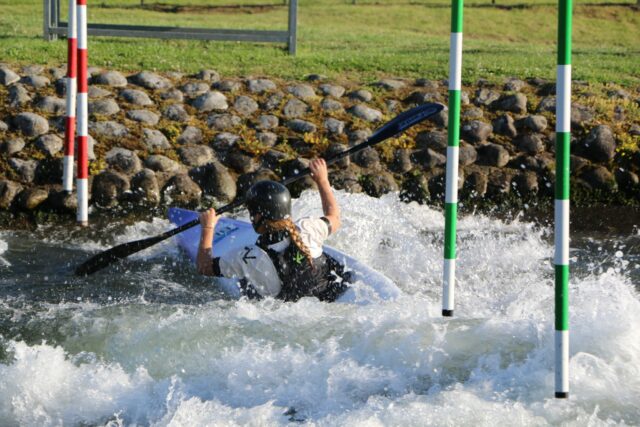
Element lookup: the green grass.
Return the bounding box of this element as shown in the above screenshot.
[0,0,638,85]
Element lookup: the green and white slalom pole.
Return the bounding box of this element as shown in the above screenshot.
[555,0,572,399]
[442,0,463,317]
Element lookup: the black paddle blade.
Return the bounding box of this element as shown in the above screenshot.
[74,234,167,276]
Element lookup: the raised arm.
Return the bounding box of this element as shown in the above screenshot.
[197,208,219,276]
[309,158,341,234]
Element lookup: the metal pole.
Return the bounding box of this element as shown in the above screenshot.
[43,0,52,41]
[287,0,297,55]
[76,0,89,226]
[63,0,77,193]
[554,0,572,399]
[442,0,463,317]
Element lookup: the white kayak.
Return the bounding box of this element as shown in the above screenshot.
[168,208,401,303]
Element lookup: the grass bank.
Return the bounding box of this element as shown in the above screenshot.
[0,0,639,84]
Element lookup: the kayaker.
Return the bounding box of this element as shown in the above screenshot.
[196,158,349,302]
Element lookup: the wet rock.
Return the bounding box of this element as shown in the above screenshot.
[225,150,259,174]
[287,84,316,100]
[0,138,25,155]
[474,88,501,107]
[247,78,276,94]
[93,70,127,87]
[461,170,488,198]
[320,98,344,112]
[196,69,220,82]
[36,96,66,114]
[376,79,405,90]
[0,67,20,86]
[615,169,639,192]
[324,118,345,135]
[207,114,241,131]
[491,93,528,114]
[416,130,447,151]
[261,92,284,111]
[92,170,130,207]
[129,71,172,90]
[261,149,288,170]
[348,89,373,103]
[329,169,362,193]
[9,85,31,107]
[256,115,279,130]
[214,80,241,92]
[142,128,171,150]
[90,121,128,139]
[234,95,259,117]
[459,141,478,166]
[580,125,616,163]
[516,115,548,132]
[130,169,160,205]
[159,89,184,102]
[163,104,190,122]
[192,91,228,112]
[177,126,203,145]
[212,132,240,151]
[404,91,441,104]
[486,169,514,196]
[145,154,182,173]
[477,143,510,167]
[88,86,112,99]
[17,187,49,210]
[126,109,159,125]
[35,134,63,156]
[362,172,398,197]
[162,174,202,206]
[579,166,617,191]
[283,98,309,119]
[257,132,278,147]
[514,133,546,155]
[349,129,372,144]
[400,172,429,204]
[319,84,345,98]
[14,112,49,137]
[0,180,22,209]
[492,114,517,137]
[349,105,383,123]
[48,189,77,212]
[190,161,236,203]
[391,148,413,173]
[461,120,492,143]
[325,143,350,168]
[236,168,279,197]
[287,119,317,134]
[412,148,447,169]
[105,147,142,175]
[21,75,50,89]
[120,89,153,106]
[89,98,120,116]
[179,144,216,167]
[353,146,380,169]
[180,82,210,97]
[512,171,539,195]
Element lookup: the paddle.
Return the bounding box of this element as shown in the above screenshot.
[75,102,444,276]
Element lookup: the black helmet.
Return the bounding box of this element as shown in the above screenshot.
[246,180,291,222]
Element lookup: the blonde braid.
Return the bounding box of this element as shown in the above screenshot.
[264,218,314,267]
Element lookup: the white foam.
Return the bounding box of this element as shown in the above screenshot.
[0,236,9,267]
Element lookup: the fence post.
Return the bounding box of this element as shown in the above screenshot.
[287,0,298,55]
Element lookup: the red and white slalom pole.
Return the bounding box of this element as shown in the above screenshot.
[76,0,89,225]
[63,0,77,192]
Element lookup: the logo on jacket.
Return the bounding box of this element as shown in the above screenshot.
[242,247,256,264]
[292,250,305,265]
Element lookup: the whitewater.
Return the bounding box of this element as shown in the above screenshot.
[0,190,638,426]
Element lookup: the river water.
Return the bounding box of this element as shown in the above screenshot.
[0,191,639,426]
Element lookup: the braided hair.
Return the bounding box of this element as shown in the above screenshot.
[263,218,315,268]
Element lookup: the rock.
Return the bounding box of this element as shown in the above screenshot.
[8,85,31,107]
[461,107,484,120]
[579,166,617,191]
[48,189,77,212]
[461,120,492,143]
[629,124,640,136]
[400,172,429,204]
[459,142,478,166]
[376,79,405,90]
[127,110,160,125]
[177,126,203,145]
[412,148,447,169]
[504,78,527,92]
[580,125,616,163]
[214,80,241,92]
[256,115,279,130]
[536,96,556,112]
[179,144,216,167]
[615,169,639,192]
[461,170,488,198]
[145,154,182,173]
[35,96,66,114]
[512,171,539,194]
[163,104,190,122]
[325,143,350,168]
[491,93,528,114]
[14,112,49,137]
[92,170,130,207]
[212,132,240,151]
[261,92,284,111]
[21,75,50,89]
[514,133,545,154]
[329,169,362,193]
[320,98,344,112]
[88,86,112,99]
[607,89,631,100]
[416,130,447,151]
[0,180,22,209]
[324,118,345,135]
[162,174,202,207]
[0,120,7,132]
[105,147,142,175]
[349,105,383,123]
[349,129,372,144]
[319,84,345,98]
[517,115,548,132]
[283,98,309,119]
[405,91,441,104]
[120,89,153,106]
[486,169,514,196]
[570,155,590,174]
[261,149,288,170]
[90,121,128,139]
[0,67,20,86]
[492,114,517,137]
[306,74,326,82]
[257,132,278,147]
[35,134,63,156]
[10,158,38,183]
[22,65,44,75]
[207,114,241,131]
[180,82,210,97]
[142,128,171,150]
[391,148,413,173]
[362,172,399,197]
[236,169,279,197]
[386,99,401,113]
[130,169,160,205]
[190,161,237,202]
[192,91,228,112]
[159,89,184,102]
[233,95,259,117]
[195,69,219,82]
[474,88,501,107]
[129,71,172,90]
[477,143,510,167]
[77,134,96,161]
[92,70,128,87]
[287,119,317,134]
[571,104,595,127]
[17,188,49,210]
[89,98,120,116]
[287,84,316,100]
[224,150,259,174]
[428,107,448,128]
[348,90,373,103]
[353,146,380,168]
[247,78,276,94]
[0,138,25,155]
